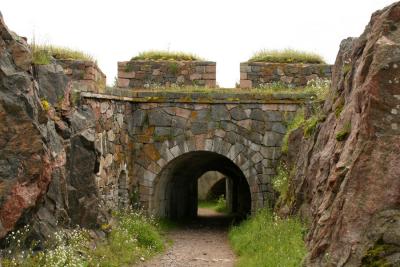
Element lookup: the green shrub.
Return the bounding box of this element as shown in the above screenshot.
[198,195,228,214]
[131,50,202,61]
[32,44,94,65]
[249,48,325,64]
[229,208,306,267]
[215,195,228,213]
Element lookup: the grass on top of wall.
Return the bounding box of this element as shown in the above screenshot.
[131,50,202,61]
[249,48,325,64]
[229,208,307,267]
[32,44,95,65]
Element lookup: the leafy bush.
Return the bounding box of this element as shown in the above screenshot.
[131,50,201,61]
[249,48,325,64]
[229,208,306,267]
[32,44,94,65]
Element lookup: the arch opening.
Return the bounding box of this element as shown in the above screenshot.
[152,151,251,220]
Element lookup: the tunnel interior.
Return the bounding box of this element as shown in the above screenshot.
[153,151,252,220]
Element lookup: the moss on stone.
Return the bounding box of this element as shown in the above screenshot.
[336,122,351,141]
[361,239,399,267]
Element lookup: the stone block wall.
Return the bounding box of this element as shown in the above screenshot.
[240,62,332,88]
[84,99,135,210]
[117,60,216,88]
[58,59,106,93]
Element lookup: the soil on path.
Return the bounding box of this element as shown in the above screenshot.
[137,208,236,267]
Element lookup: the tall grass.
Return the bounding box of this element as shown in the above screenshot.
[31,44,94,65]
[249,48,325,64]
[1,209,164,267]
[229,208,306,267]
[131,50,202,61]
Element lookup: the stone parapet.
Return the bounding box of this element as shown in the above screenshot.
[117,60,216,89]
[58,59,106,93]
[240,62,332,88]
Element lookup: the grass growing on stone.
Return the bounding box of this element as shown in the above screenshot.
[249,48,325,64]
[282,109,305,154]
[1,209,164,267]
[31,44,94,65]
[229,208,306,267]
[131,50,202,61]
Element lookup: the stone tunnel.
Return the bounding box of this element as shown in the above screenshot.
[81,89,306,220]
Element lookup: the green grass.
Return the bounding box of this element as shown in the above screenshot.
[272,164,290,201]
[198,196,228,213]
[31,44,94,65]
[282,109,305,154]
[131,50,202,61]
[229,208,306,267]
[1,209,164,267]
[249,48,325,64]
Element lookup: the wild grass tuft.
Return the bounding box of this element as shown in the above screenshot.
[249,48,325,64]
[131,50,202,61]
[31,44,94,65]
[229,208,306,267]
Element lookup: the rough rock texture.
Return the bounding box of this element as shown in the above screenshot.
[0,15,107,242]
[0,14,52,239]
[285,2,400,266]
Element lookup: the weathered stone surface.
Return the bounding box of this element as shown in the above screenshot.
[117,60,216,89]
[283,3,400,266]
[240,62,332,88]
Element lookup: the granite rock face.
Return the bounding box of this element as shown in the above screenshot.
[0,15,107,242]
[0,14,52,239]
[285,2,400,266]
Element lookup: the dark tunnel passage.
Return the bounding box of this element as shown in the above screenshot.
[153,151,252,220]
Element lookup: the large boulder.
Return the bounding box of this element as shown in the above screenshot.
[285,2,400,266]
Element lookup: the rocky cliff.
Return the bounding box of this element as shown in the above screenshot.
[285,2,400,266]
[0,14,106,243]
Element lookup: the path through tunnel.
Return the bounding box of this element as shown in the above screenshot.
[153,151,251,220]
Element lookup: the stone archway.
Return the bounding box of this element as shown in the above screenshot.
[152,151,251,220]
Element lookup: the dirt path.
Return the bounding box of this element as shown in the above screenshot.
[137,208,236,267]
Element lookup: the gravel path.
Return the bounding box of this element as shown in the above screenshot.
[137,208,236,267]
